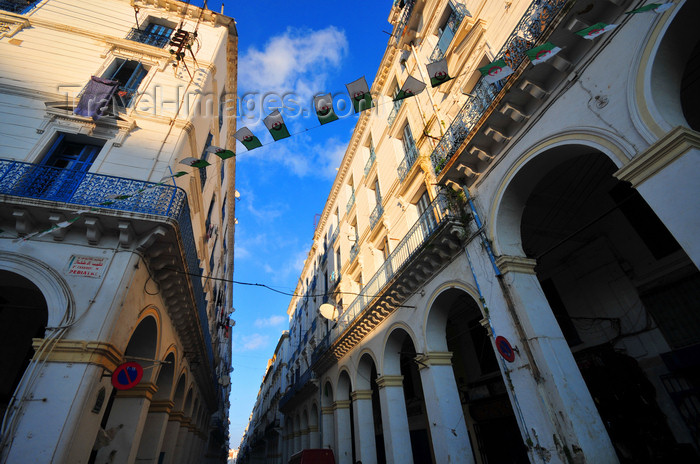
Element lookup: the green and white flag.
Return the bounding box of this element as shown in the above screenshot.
[346,77,373,113]
[527,42,562,65]
[626,2,673,14]
[264,110,291,141]
[206,145,236,159]
[394,76,426,101]
[314,94,339,125]
[180,157,211,168]
[479,59,514,84]
[158,171,188,184]
[575,22,617,40]
[234,127,263,150]
[426,59,454,87]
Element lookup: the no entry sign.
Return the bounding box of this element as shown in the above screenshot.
[495,336,516,363]
[111,362,143,390]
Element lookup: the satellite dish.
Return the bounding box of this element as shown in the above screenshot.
[319,303,337,321]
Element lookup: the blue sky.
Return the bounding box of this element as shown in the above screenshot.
[203,0,396,448]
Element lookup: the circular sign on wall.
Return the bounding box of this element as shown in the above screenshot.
[111,362,143,391]
[495,336,516,363]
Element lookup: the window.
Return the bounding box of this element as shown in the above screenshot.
[205,195,216,240]
[398,123,419,181]
[103,59,149,107]
[126,22,174,48]
[0,0,37,14]
[388,83,404,126]
[31,133,104,201]
[416,191,437,237]
[200,133,213,190]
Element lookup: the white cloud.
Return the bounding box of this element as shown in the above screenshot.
[254,315,286,328]
[237,333,270,351]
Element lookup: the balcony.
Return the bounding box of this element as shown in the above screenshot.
[278,368,317,412]
[346,191,355,214]
[387,98,404,127]
[364,147,376,177]
[429,1,472,63]
[369,202,384,230]
[312,193,467,372]
[349,243,359,263]
[0,159,215,375]
[0,0,35,14]
[398,144,419,181]
[126,27,172,48]
[394,0,417,45]
[430,0,569,176]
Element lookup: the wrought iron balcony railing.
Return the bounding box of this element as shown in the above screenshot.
[394,0,417,45]
[346,191,355,214]
[0,0,35,14]
[126,27,171,48]
[398,144,419,181]
[429,1,471,63]
[0,158,214,365]
[430,0,568,176]
[349,243,359,263]
[369,202,384,230]
[387,98,404,127]
[332,193,456,341]
[364,146,376,177]
[329,225,339,245]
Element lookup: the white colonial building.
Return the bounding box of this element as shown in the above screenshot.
[244,0,700,463]
[0,0,237,462]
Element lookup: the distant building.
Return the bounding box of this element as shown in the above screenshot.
[238,0,699,463]
[0,0,236,462]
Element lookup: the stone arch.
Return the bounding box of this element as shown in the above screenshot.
[424,281,481,352]
[321,379,334,408]
[355,350,379,390]
[635,0,700,136]
[492,141,627,257]
[183,387,194,418]
[153,352,176,401]
[172,372,187,411]
[336,369,353,401]
[309,402,319,429]
[381,324,419,376]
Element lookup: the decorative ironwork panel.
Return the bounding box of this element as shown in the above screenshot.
[398,144,419,181]
[364,147,376,177]
[126,27,171,48]
[369,203,384,230]
[429,1,472,63]
[430,0,568,175]
[346,191,355,214]
[349,243,359,263]
[0,0,34,14]
[394,0,417,45]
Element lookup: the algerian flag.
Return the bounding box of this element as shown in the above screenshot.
[479,59,514,84]
[526,42,562,65]
[263,110,291,141]
[346,77,373,113]
[394,76,426,100]
[180,157,211,168]
[206,145,235,160]
[575,23,617,40]
[234,127,262,150]
[159,171,188,183]
[626,2,673,14]
[106,193,132,200]
[314,94,338,125]
[427,59,454,87]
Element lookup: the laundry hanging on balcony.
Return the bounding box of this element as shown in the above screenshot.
[394,75,426,101]
[314,94,338,125]
[626,2,673,14]
[263,110,291,141]
[479,59,514,84]
[575,22,618,40]
[73,76,119,120]
[426,58,454,87]
[346,77,373,113]
[206,145,236,160]
[234,127,263,150]
[526,42,562,65]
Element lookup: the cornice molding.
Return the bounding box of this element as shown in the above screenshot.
[495,255,537,275]
[31,338,123,371]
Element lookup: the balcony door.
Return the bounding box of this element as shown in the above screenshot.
[33,134,102,201]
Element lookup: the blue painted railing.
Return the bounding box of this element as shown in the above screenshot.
[0,159,215,368]
[332,193,456,341]
[430,0,568,175]
[429,1,471,63]
[0,0,36,14]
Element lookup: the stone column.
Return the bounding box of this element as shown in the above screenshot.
[172,417,191,464]
[94,382,158,464]
[321,406,335,450]
[135,400,174,463]
[333,400,353,464]
[301,427,310,450]
[351,390,377,464]
[415,352,474,464]
[159,410,183,464]
[493,255,618,463]
[615,126,700,268]
[309,424,321,448]
[294,429,301,454]
[376,375,413,464]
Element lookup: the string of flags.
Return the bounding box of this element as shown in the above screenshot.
[11,1,674,245]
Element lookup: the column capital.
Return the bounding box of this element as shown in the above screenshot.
[321,406,334,415]
[115,382,158,400]
[375,375,404,388]
[415,351,453,369]
[168,410,185,422]
[308,425,319,432]
[31,338,123,371]
[351,389,373,400]
[148,399,174,413]
[496,255,537,274]
[333,400,351,410]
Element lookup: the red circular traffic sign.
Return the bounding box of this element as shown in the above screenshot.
[495,336,516,363]
[111,362,143,390]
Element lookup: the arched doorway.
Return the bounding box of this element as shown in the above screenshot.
[515,149,700,461]
[356,353,385,464]
[321,380,335,450]
[0,271,48,422]
[426,288,528,463]
[336,370,356,464]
